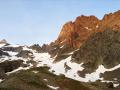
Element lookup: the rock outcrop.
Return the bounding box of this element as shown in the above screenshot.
[55,15,100,48]
[72,29,120,74]
[99,10,120,31]
[0,60,24,79]
[55,10,120,49]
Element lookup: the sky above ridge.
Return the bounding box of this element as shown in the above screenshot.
[0,0,120,45]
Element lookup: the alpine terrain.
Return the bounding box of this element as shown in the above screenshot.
[1,10,120,90]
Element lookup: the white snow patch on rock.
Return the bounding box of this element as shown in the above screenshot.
[85,64,120,82]
[0,79,3,83]
[114,78,118,81]
[5,44,21,47]
[6,63,33,75]
[114,83,119,88]
[0,44,6,48]
[32,71,39,74]
[43,79,48,82]
[47,85,59,90]
[5,51,18,56]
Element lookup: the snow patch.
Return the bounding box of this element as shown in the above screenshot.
[114,78,118,81]
[0,44,6,48]
[0,79,3,83]
[5,44,21,47]
[85,64,120,82]
[114,83,119,88]
[43,79,48,82]
[5,51,18,56]
[32,71,39,74]
[47,85,59,90]
[60,45,64,48]
[6,63,33,75]
[49,56,86,82]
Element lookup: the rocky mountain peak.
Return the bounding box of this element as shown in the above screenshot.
[0,39,7,44]
[56,21,74,46]
[99,10,120,31]
[55,15,100,48]
[75,15,99,28]
[55,10,120,49]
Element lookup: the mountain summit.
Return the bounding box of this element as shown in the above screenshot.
[55,10,120,49]
[55,15,99,48]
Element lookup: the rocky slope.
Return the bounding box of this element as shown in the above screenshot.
[72,29,120,82]
[0,42,100,90]
[0,67,97,90]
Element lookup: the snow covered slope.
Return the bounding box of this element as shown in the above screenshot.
[0,43,120,89]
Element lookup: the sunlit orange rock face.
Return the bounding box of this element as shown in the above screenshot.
[98,10,120,31]
[55,15,100,48]
[55,10,120,49]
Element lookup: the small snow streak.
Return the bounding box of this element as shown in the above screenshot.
[47,85,59,90]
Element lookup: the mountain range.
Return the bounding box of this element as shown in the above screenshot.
[0,10,120,90]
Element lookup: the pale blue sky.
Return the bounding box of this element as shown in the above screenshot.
[0,0,120,45]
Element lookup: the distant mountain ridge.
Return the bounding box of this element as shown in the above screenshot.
[0,39,8,44]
